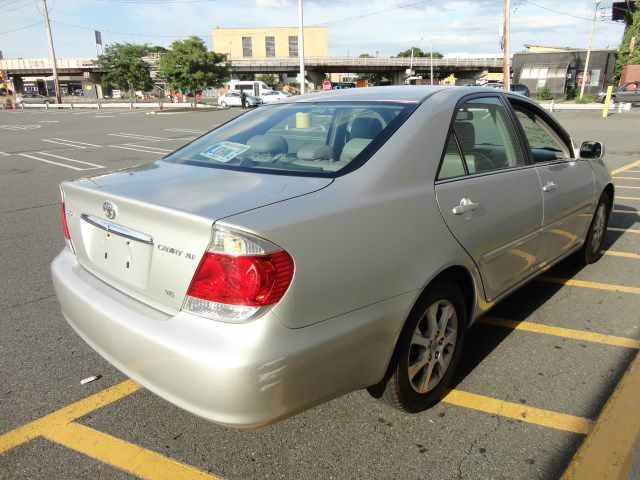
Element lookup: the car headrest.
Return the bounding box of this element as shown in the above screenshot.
[247,135,288,155]
[454,121,475,152]
[297,144,334,161]
[350,117,383,139]
[340,138,372,163]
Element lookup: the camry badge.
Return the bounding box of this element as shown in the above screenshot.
[103,201,117,220]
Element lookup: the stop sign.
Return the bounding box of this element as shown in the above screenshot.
[577,71,591,86]
[322,80,332,92]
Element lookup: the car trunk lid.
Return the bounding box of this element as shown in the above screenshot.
[62,160,331,313]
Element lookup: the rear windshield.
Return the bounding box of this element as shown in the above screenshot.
[163,101,416,177]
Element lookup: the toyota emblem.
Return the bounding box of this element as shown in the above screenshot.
[103,201,117,220]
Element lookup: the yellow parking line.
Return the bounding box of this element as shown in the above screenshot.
[44,422,220,480]
[613,208,639,214]
[613,177,640,180]
[616,185,640,190]
[480,317,640,349]
[612,159,640,175]
[561,353,640,480]
[0,380,140,453]
[603,250,640,260]
[616,196,640,201]
[539,276,640,295]
[443,390,594,435]
[609,227,640,234]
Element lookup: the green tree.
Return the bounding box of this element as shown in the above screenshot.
[396,47,444,58]
[159,36,229,100]
[615,3,640,81]
[95,43,153,98]
[256,74,276,86]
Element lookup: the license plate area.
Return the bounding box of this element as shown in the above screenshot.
[80,214,153,289]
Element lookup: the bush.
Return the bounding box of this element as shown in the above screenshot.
[537,86,554,101]
[565,88,577,101]
[575,94,596,104]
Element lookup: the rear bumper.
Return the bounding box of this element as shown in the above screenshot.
[51,249,414,427]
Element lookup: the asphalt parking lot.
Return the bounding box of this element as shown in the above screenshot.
[1,105,639,480]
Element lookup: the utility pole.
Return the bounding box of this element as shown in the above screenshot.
[42,0,61,103]
[502,0,510,90]
[579,0,602,100]
[297,0,306,95]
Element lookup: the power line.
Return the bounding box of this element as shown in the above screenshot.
[0,20,42,35]
[0,0,34,15]
[520,0,620,25]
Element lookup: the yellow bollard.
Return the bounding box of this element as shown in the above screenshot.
[602,86,613,118]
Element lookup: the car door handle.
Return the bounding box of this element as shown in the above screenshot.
[452,198,479,215]
[542,182,557,192]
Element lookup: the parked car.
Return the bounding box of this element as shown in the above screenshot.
[218,91,262,107]
[595,82,640,104]
[481,83,530,97]
[52,86,612,428]
[15,93,53,106]
[259,90,290,104]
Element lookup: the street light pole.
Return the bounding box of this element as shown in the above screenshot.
[424,38,434,85]
[297,0,306,95]
[502,0,510,90]
[42,0,61,103]
[579,0,601,100]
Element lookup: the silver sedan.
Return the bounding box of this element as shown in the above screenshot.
[52,86,612,427]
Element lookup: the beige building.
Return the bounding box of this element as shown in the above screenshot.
[212,27,328,59]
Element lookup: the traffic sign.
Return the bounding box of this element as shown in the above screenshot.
[322,80,332,92]
[576,71,591,86]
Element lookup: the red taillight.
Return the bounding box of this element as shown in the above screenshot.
[187,250,294,307]
[61,202,70,240]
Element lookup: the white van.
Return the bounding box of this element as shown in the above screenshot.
[226,80,272,97]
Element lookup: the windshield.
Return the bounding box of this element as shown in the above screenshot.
[164,101,416,177]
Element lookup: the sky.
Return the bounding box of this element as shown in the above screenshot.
[0,0,628,59]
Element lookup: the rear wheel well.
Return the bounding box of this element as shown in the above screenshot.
[430,266,475,324]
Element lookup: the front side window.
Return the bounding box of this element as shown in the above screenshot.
[509,101,571,163]
[164,102,416,177]
[453,97,525,174]
[288,36,298,58]
[242,37,252,57]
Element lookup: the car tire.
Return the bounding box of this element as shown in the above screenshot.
[220,101,227,107]
[578,192,611,264]
[368,279,467,412]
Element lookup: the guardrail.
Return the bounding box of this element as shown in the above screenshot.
[540,101,633,112]
[11,102,218,110]
[230,56,504,69]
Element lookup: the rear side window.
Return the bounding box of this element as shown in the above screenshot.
[453,97,525,174]
[164,101,416,177]
[509,101,571,163]
[437,134,466,180]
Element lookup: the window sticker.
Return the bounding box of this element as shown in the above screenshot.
[199,141,250,163]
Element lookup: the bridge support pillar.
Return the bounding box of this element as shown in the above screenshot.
[390,70,406,86]
[306,70,325,91]
[10,76,23,95]
[81,71,104,99]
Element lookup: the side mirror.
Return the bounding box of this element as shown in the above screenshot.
[579,141,605,160]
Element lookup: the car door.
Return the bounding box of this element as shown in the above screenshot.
[435,95,544,301]
[508,98,595,266]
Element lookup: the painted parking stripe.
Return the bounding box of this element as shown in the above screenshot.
[561,353,640,479]
[51,138,101,148]
[44,422,221,480]
[37,152,104,168]
[0,380,140,453]
[603,250,640,260]
[608,227,640,234]
[122,144,173,153]
[539,276,640,295]
[109,145,166,154]
[616,185,640,190]
[0,151,9,156]
[617,196,640,201]
[19,153,85,171]
[109,133,168,141]
[614,176,640,180]
[612,159,640,175]
[164,128,205,134]
[442,390,594,435]
[613,208,640,214]
[480,317,640,349]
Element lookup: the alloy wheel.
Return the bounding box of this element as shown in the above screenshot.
[590,203,607,254]
[408,299,458,394]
